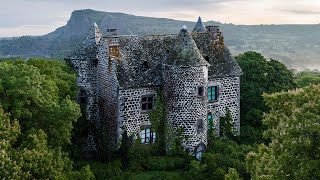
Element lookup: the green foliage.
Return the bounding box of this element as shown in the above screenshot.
[85,161,123,180]
[0,107,93,179]
[246,85,320,179]
[220,108,235,139]
[0,60,80,147]
[295,76,320,88]
[0,59,92,179]
[225,168,241,180]
[294,69,320,88]
[184,138,253,180]
[235,51,296,144]
[143,156,186,171]
[149,90,166,155]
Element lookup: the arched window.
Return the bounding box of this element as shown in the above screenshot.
[195,144,206,160]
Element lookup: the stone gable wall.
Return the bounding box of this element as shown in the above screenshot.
[208,76,241,135]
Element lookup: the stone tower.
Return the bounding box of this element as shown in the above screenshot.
[65,23,102,157]
[163,26,210,155]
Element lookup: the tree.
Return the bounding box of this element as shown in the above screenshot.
[0,107,93,179]
[246,85,320,179]
[220,108,235,139]
[235,51,296,144]
[0,61,80,147]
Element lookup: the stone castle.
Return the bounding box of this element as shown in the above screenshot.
[65,17,242,159]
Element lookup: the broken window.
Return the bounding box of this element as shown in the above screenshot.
[141,95,154,111]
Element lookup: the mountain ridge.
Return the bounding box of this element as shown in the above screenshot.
[0,9,319,69]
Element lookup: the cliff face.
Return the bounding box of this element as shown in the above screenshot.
[0,9,319,69]
[0,9,197,58]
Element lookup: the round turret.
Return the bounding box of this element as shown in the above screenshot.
[163,26,209,155]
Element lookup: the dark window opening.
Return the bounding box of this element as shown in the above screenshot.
[80,96,86,104]
[142,61,150,69]
[79,90,87,104]
[141,95,154,111]
[140,127,156,144]
[197,119,203,133]
[198,86,204,96]
[204,56,209,62]
[208,86,218,101]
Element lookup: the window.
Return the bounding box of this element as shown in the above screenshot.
[195,144,206,160]
[204,56,209,62]
[141,95,154,111]
[140,127,156,144]
[79,90,86,104]
[198,86,204,96]
[197,119,203,133]
[112,38,119,42]
[208,113,214,129]
[196,151,203,160]
[208,86,218,101]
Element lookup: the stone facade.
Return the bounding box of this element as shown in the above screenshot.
[65,17,242,158]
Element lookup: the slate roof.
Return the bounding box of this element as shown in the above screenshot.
[66,23,242,88]
[193,17,206,32]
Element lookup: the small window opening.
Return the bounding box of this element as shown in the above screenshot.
[198,86,204,96]
[204,56,209,62]
[142,61,150,69]
[197,119,203,133]
[140,127,156,144]
[79,90,87,104]
[141,95,154,111]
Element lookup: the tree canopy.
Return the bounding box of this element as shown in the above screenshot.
[246,85,320,179]
[235,51,296,144]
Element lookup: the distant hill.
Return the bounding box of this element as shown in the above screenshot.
[0,9,319,69]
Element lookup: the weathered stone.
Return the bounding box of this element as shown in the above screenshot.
[65,19,242,157]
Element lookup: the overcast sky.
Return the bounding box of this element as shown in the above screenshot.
[0,0,319,37]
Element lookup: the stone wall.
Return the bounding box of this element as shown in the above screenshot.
[67,57,99,156]
[163,65,208,154]
[118,86,160,138]
[96,39,120,154]
[208,76,241,135]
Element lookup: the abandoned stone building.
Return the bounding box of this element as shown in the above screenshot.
[65,17,242,159]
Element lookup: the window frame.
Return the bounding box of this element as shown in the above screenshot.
[208,112,214,129]
[208,86,219,102]
[140,127,156,144]
[141,94,154,112]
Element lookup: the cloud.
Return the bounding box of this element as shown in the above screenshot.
[283,9,320,15]
[0,0,319,37]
